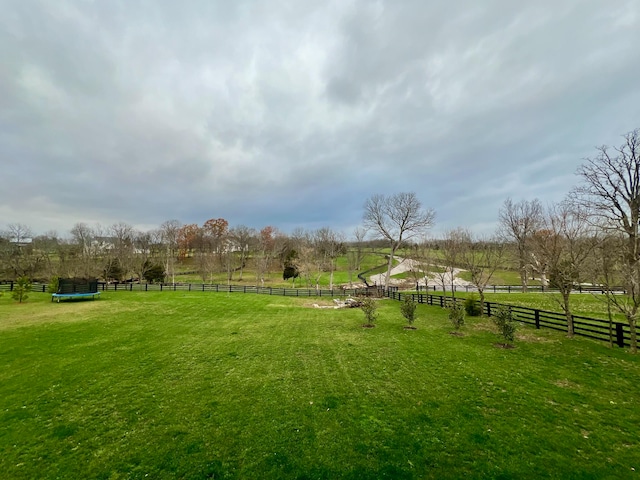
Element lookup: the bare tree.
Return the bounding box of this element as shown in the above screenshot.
[363,192,435,289]
[439,228,471,297]
[535,203,599,336]
[256,226,277,287]
[110,222,135,281]
[132,230,154,284]
[159,220,181,284]
[229,225,256,281]
[346,227,368,287]
[5,223,32,244]
[0,224,40,279]
[69,222,103,278]
[498,198,544,292]
[571,128,640,352]
[461,234,505,314]
[314,227,344,290]
[407,236,432,290]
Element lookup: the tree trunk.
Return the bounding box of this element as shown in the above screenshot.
[384,244,397,289]
[562,290,574,337]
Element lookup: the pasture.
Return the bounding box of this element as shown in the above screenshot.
[1,291,639,479]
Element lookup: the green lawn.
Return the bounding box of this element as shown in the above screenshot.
[1,292,639,479]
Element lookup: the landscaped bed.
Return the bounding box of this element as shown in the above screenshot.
[1,292,639,479]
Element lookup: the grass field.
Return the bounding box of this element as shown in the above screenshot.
[440,291,627,323]
[1,292,639,479]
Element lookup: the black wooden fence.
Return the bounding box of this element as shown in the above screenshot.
[388,290,632,349]
[416,284,620,294]
[1,281,632,349]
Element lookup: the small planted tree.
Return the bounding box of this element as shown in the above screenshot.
[464,294,482,317]
[448,302,465,334]
[400,294,417,329]
[47,276,59,294]
[492,306,517,348]
[12,276,32,303]
[360,297,378,328]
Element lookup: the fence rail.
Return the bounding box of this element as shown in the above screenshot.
[0,281,632,349]
[392,291,631,349]
[416,284,622,294]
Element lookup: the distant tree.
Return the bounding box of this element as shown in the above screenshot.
[283,265,299,284]
[132,230,154,284]
[5,223,32,244]
[406,236,432,289]
[143,262,165,283]
[69,222,102,278]
[346,227,368,287]
[461,234,505,314]
[256,226,277,286]
[314,227,344,290]
[103,257,124,282]
[229,225,256,281]
[160,220,181,284]
[0,224,43,280]
[498,198,544,292]
[440,228,471,298]
[203,218,229,269]
[363,192,435,289]
[110,222,135,280]
[177,223,201,259]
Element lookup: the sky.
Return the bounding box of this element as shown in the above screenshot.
[1,0,639,240]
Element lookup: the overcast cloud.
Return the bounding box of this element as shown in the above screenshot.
[1,0,639,239]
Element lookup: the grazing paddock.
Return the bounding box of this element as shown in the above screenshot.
[1,292,639,479]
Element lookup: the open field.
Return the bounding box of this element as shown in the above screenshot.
[1,292,639,479]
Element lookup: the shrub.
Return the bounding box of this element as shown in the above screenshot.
[143,263,165,283]
[47,276,59,294]
[400,295,417,325]
[360,297,378,326]
[12,276,32,303]
[493,306,517,345]
[448,303,465,331]
[464,295,482,316]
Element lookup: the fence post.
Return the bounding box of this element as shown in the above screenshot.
[486,303,491,317]
[535,310,540,329]
[616,323,625,348]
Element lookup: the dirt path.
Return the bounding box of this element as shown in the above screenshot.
[368,258,473,288]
